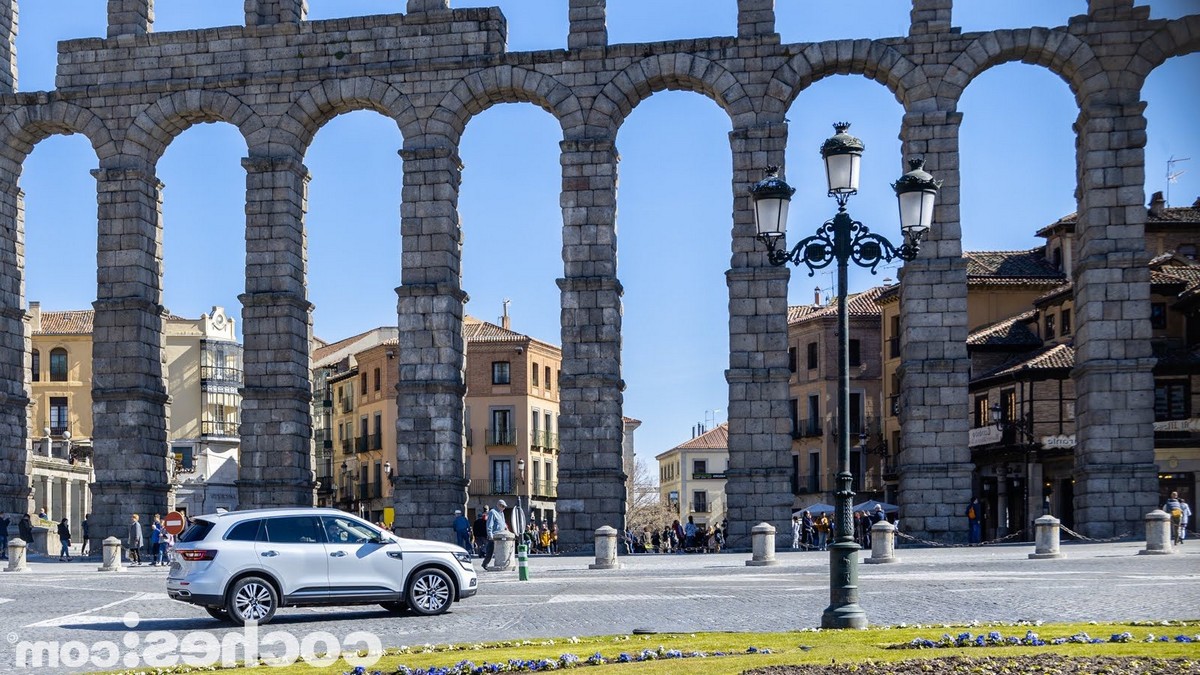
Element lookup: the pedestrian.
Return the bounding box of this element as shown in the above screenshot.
[57,517,71,561]
[872,504,887,524]
[1163,491,1191,546]
[684,516,697,551]
[18,513,33,545]
[0,512,9,559]
[453,509,472,551]
[671,519,685,554]
[791,515,801,550]
[157,521,171,565]
[481,499,507,569]
[472,508,488,556]
[126,513,143,565]
[858,511,873,549]
[149,514,163,566]
[540,525,552,554]
[816,513,830,550]
[37,505,48,520]
[801,511,815,550]
[80,513,91,556]
[966,496,982,544]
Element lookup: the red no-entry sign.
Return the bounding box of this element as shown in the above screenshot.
[164,511,187,536]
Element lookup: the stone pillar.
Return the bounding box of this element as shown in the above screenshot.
[395,141,468,542]
[0,0,15,93]
[107,0,153,38]
[238,156,316,509]
[1086,0,1140,20]
[724,123,794,549]
[896,110,973,543]
[1028,515,1065,559]
[865,521,899,564]
[490,530,516,571]
[4,537,27,571]
[745,522,778,566]
[245,0,307,26]
[737,0,775,40]
[568,0,606,50]
[1139,510,1173,555]
[556,138,626,552]
[909,0,952,35]
[589,525,619,569]
[0,175,31,517]
[90,165,170,557]
[98,535,123,571]
[1071,95,1158,539]
[406,0,448,12]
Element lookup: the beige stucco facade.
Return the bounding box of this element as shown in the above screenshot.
[657,423,729,529]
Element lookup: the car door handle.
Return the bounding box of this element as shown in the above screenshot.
[330,551,347,558]
[260,550,278,558]
[387,551,403,559]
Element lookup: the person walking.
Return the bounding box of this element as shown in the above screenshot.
[18,513,33,546]
[126,513,144,565]
[149,514,164,566]
[790,515,801,550]
[801,511,815,551]
[1164,491,1191,546]
[56,517,71,561]
[80,513,91,556]
[481,499,507,569]
[472,509,488,556]
[966,497,982,544]
[453,509,472,552]
[816,513,830,550]
[0,512,9,559]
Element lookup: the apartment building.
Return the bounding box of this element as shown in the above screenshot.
[656,422,728,528]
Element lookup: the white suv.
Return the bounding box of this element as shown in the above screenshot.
[166,508,478,625]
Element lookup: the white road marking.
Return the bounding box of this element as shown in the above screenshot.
[0,598,13,605]
[24,592,149,628]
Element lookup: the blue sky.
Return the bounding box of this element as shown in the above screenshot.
[14,1,1199,467]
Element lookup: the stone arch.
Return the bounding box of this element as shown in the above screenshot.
[765,40,932,115]
[278,76,416,157]
[584,54,752,137]
[122,89,265,167]
[1126,16,1200,91]
[0,101,116,176]
[425,65,581,144]
[938,28,1100,108]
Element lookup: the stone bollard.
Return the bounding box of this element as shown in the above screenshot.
[1028,515,1065,559]
[4,538,30,572]
[865,521,900,564]
[98,536,125,572]
[490,531,517,571]
[1139,510,1175,555]
[745,522,778,566]
[589,525,621,570]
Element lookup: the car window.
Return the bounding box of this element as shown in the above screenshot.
[263,516,325,544]
[321,516,378,544]
[225,519,263,541]
[176,519,215,543]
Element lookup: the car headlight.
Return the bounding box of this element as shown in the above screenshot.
[454,551,473,570]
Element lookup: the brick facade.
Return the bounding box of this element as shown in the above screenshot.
[0,0,1194,544]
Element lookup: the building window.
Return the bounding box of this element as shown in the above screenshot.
[1045,313,1056,339]
[849,339,861,367]
[789,398,799,436]
[173,445,194,472]
[1180,243,1197,260]
[1052,247,1063,269]
[692,490,707,513]
[1151,303,1167,330]
[806,342,818,370]
[490,408,514,445]
[31,349,39,382]
[849,392,863,436]
[974,395,989,428]
[807,452,820,493]
[546,366,553,392]
[492,361,510,385]
[492,458,513,494]
[1061,308,1072,336]
[360,371,367,394]
[373,367,381,392]
[788,347,797,373]
[693,459,707,477]
[49,348,68,382]
[1155,381,1189,421]
[49,396,68,435]
[532,363,539,387]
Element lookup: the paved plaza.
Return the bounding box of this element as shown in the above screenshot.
[0,540,1196,672]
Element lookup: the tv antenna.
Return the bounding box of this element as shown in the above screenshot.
[1167,156,1189,207]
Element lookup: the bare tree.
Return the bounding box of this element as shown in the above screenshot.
[627,458,676,536]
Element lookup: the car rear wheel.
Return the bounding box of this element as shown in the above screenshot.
[205,606,230,622]
[406,568,454,616]
[226,576,278,625]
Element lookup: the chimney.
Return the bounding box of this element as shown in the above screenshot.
[814,286,821,306]
[501,298,511,331]
[29,301,41,331]
[1149,191,1166,217]
[1193,196,1200,208]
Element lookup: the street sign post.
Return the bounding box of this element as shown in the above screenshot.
[163,511,187,536]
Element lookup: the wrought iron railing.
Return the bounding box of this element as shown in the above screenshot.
[201,365,243,383]
[486,427,517,446]
[201,420,239,436]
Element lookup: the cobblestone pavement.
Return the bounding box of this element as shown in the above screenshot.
[0,541,1196,673]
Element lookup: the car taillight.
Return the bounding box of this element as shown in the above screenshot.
[178,549,218,561]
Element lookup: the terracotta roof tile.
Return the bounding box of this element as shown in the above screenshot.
[1038,201,1200,236]
[35,310,94,335]
[979,343,1075,381]
[965,249,1065,283]
[967,310,1042,347]
[671,423,728,451]
[788,286,887,324]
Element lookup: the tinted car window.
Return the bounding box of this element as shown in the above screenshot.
[322,516,378,544]
[176,519,215,543]
[225,519,263,541]
[263,516,325,544]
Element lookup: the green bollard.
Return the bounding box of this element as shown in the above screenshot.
[518,543,530,581]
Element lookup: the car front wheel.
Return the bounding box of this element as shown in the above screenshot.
[226,576,278,625]
[406,568,454,616]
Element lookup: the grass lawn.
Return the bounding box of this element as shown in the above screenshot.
[126,620,1198,674]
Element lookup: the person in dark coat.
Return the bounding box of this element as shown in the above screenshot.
[0,513,9,559]
[18,513,33,544]
[57,517,71,561]
[471,509,488,556]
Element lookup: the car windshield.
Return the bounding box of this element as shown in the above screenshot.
[322,516,379,544]
[176,518,215,543]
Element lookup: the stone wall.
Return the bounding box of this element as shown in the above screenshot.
[0,0,1193,544]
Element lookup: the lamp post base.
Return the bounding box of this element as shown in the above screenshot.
[821,602,869,629]
[821,541,868,629]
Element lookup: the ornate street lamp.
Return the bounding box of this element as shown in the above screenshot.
[750,122,940,629]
